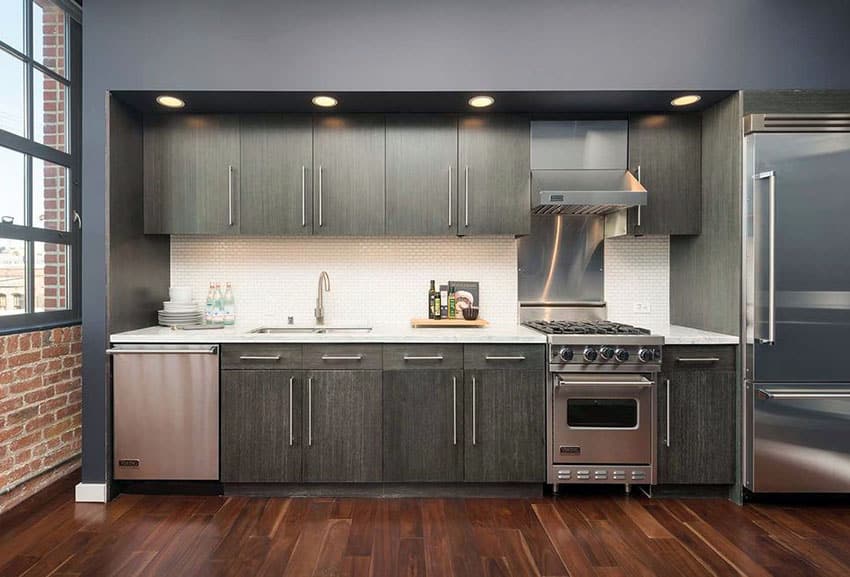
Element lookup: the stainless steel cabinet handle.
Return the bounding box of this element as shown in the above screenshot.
[464,165,469,227]
[472,376,477,446]
[308,377,313,446]
[238,355,281,361]
[301,165,307,227]
[755,170,776,345]
[484,355,526,361]
[106,346,218,355]
[228,165,234,226]
[758,388,850,400]
[452,376,457,446]
[318,165,323,227]
[447,164,453,227]
[557,379,654,388]
[676,357,720,363]
[289,376,294,446]
[403,355,444,361]
[665,379,671,448]
[636,164,642,228]
[321,354,363,361]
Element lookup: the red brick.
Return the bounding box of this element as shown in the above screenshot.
[42,344,69,358]
[24,413,54,432]
[42,418,74,440]
[55,402,80,420]
[39,396,67,414]
[8,352,42,368]
[24,385,54,404]
[0,425,24,444]
[9,431,42,452]
[6,405,39,426]
[8,377,43,395]
[0,396,23,415]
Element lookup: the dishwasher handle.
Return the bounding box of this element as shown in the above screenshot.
[107,346,219,355]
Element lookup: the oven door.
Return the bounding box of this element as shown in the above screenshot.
[552,374,654,465]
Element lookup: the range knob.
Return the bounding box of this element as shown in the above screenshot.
[638,348,655,363]
[558,347,574,362]
[614,348,629,363]
[583,347,598,362]
[599,346,615,361]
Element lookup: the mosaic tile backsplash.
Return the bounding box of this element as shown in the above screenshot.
[603,235,670,329]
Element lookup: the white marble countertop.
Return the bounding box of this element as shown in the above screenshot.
[649,325,739,345]
[110,323,547,345]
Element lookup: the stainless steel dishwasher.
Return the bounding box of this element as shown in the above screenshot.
[108,344,219,480]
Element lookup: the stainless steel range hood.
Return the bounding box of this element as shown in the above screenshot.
[530,121,646,216]
[532,169,646,215]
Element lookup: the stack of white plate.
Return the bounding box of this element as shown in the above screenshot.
[158,300,203,327]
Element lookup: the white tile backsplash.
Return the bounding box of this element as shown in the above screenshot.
[603,235,670,328]
[170,236,519,328]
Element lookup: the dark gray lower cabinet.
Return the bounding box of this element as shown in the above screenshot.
[657,367,736,484]
[464,369,545,482]
[303,370,382,482]
[383,370,463,482]
[221,370,302,482]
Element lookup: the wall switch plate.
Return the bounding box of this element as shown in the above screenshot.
[633,302,651,314]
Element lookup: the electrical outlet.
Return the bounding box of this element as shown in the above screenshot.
[633,302,651,314]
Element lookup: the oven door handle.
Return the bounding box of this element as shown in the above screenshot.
[556,378,655,389]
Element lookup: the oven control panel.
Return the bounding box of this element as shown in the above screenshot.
[550,344,662,369]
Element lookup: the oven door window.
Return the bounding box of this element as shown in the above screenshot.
[567,399,638,429]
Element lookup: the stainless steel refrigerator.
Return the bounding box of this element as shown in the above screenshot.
[744,114,850,493]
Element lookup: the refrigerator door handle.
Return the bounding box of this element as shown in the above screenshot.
[757,388,850,400]
[754,170,776,345]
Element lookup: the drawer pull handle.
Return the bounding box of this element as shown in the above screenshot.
[321,355,363,361]
[484,355,526,361]
[676,357,720,363]
[403,355,444,361]
[239,355,281,361]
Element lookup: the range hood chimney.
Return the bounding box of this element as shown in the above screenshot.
[530,121,646,216]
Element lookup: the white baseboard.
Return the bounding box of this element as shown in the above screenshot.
[75,482,108,503]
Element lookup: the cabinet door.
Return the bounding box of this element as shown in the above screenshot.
[144,114,240,234]
[313,115,385,235]
[240,114,313,235]
[628,114,701,235]
[386,115,458,235]
[458,116,530,236]
[383,369,463,481]
[657,369,736,484]
[464,369,545,482]
[303,370,382,482]
[221,370,302,482]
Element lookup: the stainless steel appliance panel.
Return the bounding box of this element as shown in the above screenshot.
[753,383,850,492]
[749,132,850,382]
[111,344,220,480]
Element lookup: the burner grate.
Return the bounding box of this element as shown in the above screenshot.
[522,320,651,336]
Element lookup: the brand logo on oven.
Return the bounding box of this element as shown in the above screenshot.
[559,446,581,455]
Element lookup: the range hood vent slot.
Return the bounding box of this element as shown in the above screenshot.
[531,169,647,216]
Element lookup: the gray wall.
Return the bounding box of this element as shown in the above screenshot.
[81,0,850,483]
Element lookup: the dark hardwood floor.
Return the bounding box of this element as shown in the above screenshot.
[2,485,850,576]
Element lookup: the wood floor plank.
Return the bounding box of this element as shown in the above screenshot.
[531,502,598,577]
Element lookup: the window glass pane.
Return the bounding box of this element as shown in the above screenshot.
[34,67,68,151]
[35,241,68,311]
[0,146,26,226]
[0,238,26,315]
[32,157,68,231]
[0,50,25,137]
[32,0,67,78]
[0,0,25,52]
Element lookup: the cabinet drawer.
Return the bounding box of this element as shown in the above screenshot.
[664,345,736,371]
[382,344,463,370]
[221,344,302,369]
[303,344,382,370]
[463,344,545,370]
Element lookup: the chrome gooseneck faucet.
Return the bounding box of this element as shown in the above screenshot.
[315,271,330,325]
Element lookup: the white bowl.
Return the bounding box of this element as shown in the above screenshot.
[169,286,193,304]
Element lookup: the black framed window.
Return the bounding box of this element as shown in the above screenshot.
[0,0,81,334]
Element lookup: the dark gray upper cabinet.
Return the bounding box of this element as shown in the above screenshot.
[221,370,302,483]
[302,370,382,482]
[628,114,702,236]
[458,116,531,236]
[386,115,458,235]
[657,346,736,485]
[239,114,313,235]
[144,114,240,234]
[312,115,385,236]
[383,369,464,482]
[464,369,545,482]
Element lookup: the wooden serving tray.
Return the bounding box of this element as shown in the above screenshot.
[411,318,489,328]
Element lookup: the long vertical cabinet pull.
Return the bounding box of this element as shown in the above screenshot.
[636,164,642,228]
[301,165,307,227]
[464,165,470,228]
[318,166,323,227]
[307,377,313,446]
[288,377,295,446]
[447,165,453,227]
[227,165,234,226]
[665,378,671,448]
[471,376,477,445]
[452,376,457,445]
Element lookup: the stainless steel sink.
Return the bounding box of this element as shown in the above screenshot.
[249,326,372,334]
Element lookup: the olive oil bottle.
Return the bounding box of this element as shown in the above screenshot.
[428,280,436,319]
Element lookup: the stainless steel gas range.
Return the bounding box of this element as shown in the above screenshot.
[522,320,664,492]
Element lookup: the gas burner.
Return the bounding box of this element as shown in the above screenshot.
[522,320,651,336]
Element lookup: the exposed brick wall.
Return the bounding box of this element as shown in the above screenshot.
[0,325,82,514]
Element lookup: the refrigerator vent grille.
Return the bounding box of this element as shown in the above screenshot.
[746,114,850,133]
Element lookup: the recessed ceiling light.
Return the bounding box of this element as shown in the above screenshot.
[468,95,495,108]
[671,94,701,107]
[156,95,185,108]
[312,95,338,108]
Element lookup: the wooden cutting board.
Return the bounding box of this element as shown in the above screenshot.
[410,318,489,328]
